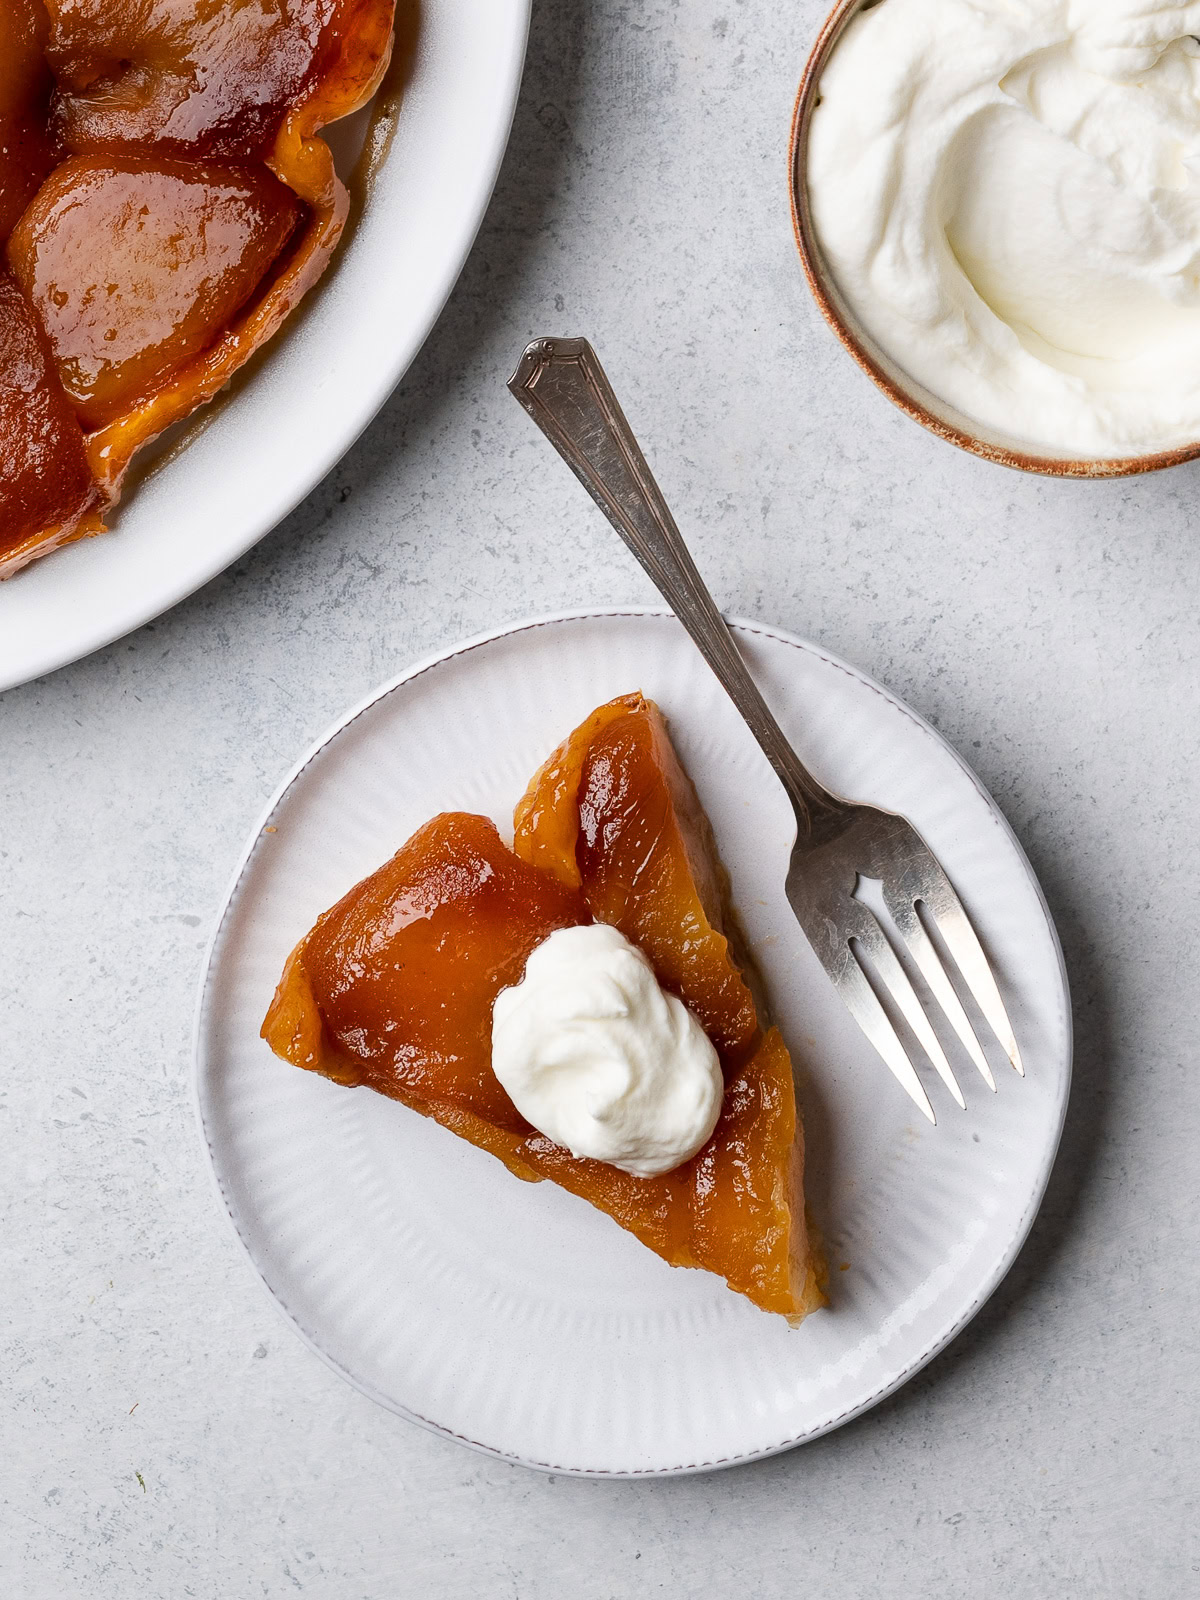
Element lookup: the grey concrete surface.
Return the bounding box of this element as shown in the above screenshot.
[3,1,1198,1595]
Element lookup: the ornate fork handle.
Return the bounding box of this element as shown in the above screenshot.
[508,337,836,831]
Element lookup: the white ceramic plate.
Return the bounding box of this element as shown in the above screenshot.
[0,0,530,694]
[195,610,1071,1476]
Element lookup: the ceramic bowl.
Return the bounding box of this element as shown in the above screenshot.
[788,0,1200,479]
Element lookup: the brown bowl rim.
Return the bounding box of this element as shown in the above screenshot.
[787,0,1200,480]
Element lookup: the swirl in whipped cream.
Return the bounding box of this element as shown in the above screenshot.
[491,924,723,1178]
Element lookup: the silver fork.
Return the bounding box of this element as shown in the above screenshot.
[508,336,1024,1124]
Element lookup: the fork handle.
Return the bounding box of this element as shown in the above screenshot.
[508,336,834,829]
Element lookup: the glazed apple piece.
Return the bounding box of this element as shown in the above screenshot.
[514,692,823,1314]
[44,0,393,162]
[514,692,761,1068]
[0,0,55,243]
[264,813,589,1131]
[261,810,823,1315]
[0,271,103,577]
[8,155,302,431]
[0,0,394,569]
[690,1027,811,1314]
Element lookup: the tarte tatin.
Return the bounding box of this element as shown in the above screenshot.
[0,0,397,576]
[262,694,826,1322]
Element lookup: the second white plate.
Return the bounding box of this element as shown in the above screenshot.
[195,610,1071,1475]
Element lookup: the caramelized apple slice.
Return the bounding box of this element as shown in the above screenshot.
[513,693,822,1314]
[1,0,394,569]
[264,813,589,1128]
[0,0,54,243]
[0,271,103,576]
[74,0,392,499]
[8,155,301,430]
[44,0,390,161]
[691,1028,818,1316]
[514,692,760,1069]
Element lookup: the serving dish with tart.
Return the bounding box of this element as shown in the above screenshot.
[0,0,530,693]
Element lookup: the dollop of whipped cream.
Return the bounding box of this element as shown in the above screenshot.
[808,0,1200,455]
[491,924,724,1178]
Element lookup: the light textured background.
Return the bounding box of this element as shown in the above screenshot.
[3,1,1198,1595]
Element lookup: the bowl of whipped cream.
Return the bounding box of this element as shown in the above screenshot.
[791,0,1200,475]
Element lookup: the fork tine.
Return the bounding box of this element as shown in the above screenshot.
[922,884,1025,1078]
[883,886,997,1092]
[852,915,966,1110]
[837,949,937,1124]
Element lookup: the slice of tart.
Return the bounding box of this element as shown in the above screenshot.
[262,700,825,1321]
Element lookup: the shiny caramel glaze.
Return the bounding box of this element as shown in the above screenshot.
[10,157,300,429]
[0,0,396,575]
[0,0,54,243]
[513,692,823,1316]
[263,711,826,1321]
[77,0,393,499]
[46,0,350,161]
[0,271,102,569]
[690,1027,812,1312]
[514,692,761,1069]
